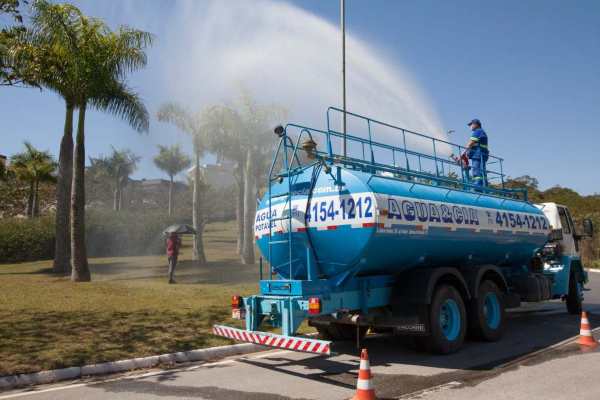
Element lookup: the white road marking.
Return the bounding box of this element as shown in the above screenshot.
[397,381,462,399]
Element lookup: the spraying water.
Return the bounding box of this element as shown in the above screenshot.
[160,0,445,145]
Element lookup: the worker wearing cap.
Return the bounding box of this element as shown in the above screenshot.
[464,119,488,187]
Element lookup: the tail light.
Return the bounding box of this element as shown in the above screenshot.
[231,295,245,320]
[231,295,243,309]
[308,297,321,315]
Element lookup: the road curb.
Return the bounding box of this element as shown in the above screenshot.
[0,342,264,391]
[587,269,600,274]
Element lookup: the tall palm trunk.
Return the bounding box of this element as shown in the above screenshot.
[53,102,74,274]
[33,179,40,217]
[168,175,174,216]
[119,183,125,210]
[71,105,91,282]
[26,181,34,218]
[192,151,207,264]
[113,177,120,211]
[235,163,245,255]
[241,148,256,265]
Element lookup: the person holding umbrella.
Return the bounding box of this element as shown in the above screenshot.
[166,231,181,284]
[164,224,196,284]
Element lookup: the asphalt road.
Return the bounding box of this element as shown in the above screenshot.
[3,272,600,400]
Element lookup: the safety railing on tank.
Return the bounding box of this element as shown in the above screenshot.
[274,108,528,201]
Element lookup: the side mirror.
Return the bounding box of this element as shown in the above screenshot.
[548,229,563,241]
[583,218,594,237]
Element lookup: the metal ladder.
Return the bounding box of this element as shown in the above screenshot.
[267,134,297,280]
[266,128,323,281]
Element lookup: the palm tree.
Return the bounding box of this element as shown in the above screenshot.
[10,1,150,280]
[198,105,246,255]
[153,144,191,216]
[10,141,57,218]
[68,17,152,282]
[200,93,286,264]
[18,0,88,274]
[89,147,140,211]
[157,103,209,264]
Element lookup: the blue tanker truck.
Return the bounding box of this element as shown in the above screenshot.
[213,107,595,354]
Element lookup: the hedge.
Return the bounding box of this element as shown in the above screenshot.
[0,216,55,263]
[0,210,190,263]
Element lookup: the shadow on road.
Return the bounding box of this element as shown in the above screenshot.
[237,303,600,384]
[93,301,600,400]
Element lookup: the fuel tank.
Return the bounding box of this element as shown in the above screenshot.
[255,164,550,281]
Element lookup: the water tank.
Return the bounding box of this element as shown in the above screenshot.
[255,165,550,281]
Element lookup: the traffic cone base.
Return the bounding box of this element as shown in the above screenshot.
[351,349,377,400]
[576,311,598,348]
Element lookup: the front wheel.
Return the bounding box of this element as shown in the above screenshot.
[566,273,582,315]
[469,280,505,341]
[427,285,467,354]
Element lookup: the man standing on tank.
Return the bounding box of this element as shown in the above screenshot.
[464,119,489,187]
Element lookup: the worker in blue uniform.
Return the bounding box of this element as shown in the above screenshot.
[464,119,488,187]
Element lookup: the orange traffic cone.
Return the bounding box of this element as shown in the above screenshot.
[576,311,598,348]
[351,348,377,400]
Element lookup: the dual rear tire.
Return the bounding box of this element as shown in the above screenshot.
[423,280,505,354]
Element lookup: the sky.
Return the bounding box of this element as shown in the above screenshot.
[1,0,599,194]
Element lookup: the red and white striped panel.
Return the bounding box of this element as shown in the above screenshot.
[213,325,331,355]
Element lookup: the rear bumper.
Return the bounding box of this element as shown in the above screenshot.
[213,325,331,355]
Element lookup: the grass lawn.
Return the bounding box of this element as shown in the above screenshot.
[0,221,269,376]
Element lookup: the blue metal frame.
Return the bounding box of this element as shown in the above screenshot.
[277,107,527,201]
[244,275,395,336]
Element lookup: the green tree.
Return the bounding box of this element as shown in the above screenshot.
[89,147,140,211]
[153,144,191,216]
[0,0,34,86]
[157,103,209,264]
[10,1,151,280]
[200,92,285,264]
[68,18,151,282]
[196,105,246,254]
[0,156,7,180]
[13,0,87,274]
[10,141,56,218]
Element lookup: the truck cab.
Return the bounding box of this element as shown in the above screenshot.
[536,202,594,313]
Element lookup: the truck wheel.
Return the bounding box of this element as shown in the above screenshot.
[428,285,466,354]
[566,273,582,315]
[468,280,505,341]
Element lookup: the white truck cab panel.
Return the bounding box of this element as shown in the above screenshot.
[535,202,579,257]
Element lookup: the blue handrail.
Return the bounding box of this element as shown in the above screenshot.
[277,107,527,201]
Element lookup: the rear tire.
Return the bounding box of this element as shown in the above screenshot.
[468,280,505,341]
[566,273,582,315]
[427,285,466,354]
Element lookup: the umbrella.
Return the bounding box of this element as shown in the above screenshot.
[163,224,197,235]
